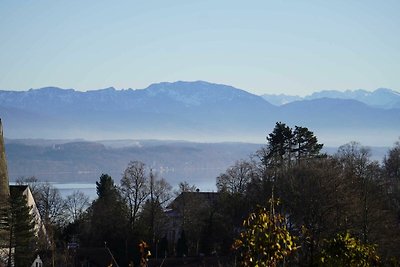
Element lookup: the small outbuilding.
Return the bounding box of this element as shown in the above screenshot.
[31,255,43,267]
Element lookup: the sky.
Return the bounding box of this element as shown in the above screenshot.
[0,1,399,96]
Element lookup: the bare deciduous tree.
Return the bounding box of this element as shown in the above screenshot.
[64,190,90,223]
[216,160,255,194]
[35,182,65,227]
[120,161,150,230]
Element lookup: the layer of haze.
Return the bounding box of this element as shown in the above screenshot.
[0,1,399,95]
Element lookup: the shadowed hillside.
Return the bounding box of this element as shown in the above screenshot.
[5,139,261,189]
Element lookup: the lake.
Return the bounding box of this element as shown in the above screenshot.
[52,179,217,201]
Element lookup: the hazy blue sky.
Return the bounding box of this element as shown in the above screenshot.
[0,1,399,95]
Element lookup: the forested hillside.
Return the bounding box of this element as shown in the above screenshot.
[5,139,388,187]
[5,139,260,188]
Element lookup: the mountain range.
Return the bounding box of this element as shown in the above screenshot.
[261,88,400,108]
[1,81,399,146]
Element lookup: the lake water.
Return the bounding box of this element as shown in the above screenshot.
[52,179,217,201]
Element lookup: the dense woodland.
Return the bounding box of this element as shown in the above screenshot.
[2,122,400,266]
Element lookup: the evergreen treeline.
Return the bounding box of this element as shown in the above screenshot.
[3,122,400,266]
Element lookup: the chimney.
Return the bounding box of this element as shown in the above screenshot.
[0,118,10,200]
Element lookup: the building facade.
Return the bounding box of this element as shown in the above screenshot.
[0,119,47,266]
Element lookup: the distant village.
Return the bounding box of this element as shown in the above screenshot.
[1,119,400,266]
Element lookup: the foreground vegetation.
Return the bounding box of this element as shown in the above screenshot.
[2,122,400,266]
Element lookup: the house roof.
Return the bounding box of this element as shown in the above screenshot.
[9,185,29,195]
[167,191,220,210]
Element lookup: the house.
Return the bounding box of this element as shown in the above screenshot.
[0,119,47,266]
[9,185,47,238]
[31,255,43,267]
[165,190,220,255]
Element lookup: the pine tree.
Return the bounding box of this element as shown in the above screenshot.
[265,122,294,170]
[82,174,129,265]
[293,126,323,163]
[7,188,36,267]
[0,197,10,264]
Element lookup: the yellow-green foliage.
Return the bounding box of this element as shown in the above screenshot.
[320,232,380,267]
[233,204,297,267]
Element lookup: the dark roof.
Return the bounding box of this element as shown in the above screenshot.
[168,191,220,210]
[9,185,29,196]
